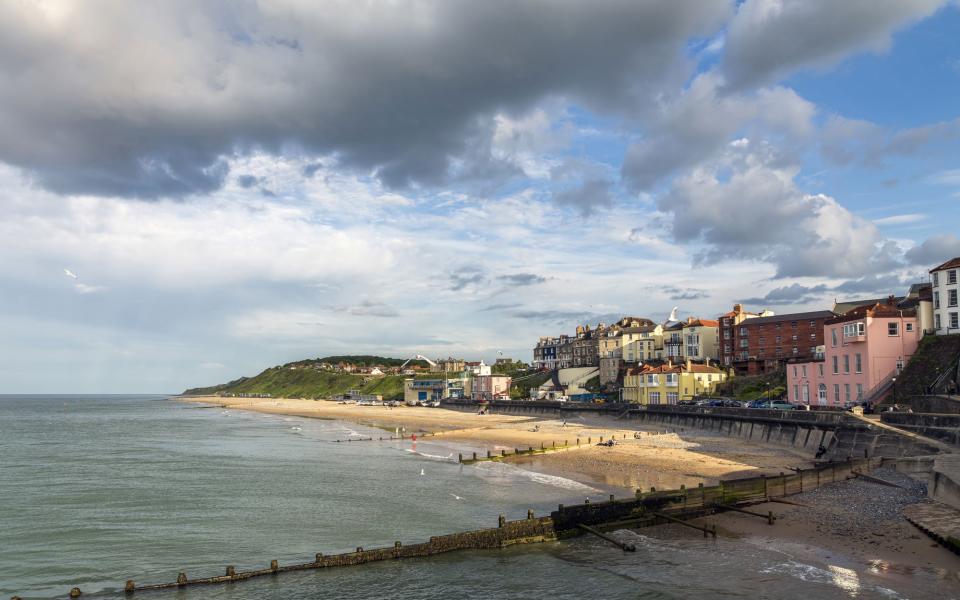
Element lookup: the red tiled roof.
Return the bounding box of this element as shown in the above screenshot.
[931,257,960,272]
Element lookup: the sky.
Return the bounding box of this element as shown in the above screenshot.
[2,0,960,393]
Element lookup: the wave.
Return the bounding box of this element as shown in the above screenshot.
[761,561,903,599]
[404,448,457,462]
[470,460,598,493]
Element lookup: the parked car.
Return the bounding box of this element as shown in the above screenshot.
[677,400,698,406]
[747,399,769,409]
[767,400,796,410]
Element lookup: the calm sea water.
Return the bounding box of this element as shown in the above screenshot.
[0,396,954,599]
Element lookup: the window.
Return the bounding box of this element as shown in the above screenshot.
[649,392,661,404]
[833,384,840,404]
[810,333,816,340]
[809,320,816,328]
[724,344,731,353]
[934,272,940,287]
[818,363,823,377]
[666,392,678,404]
[802,365,807,377]
[831,328,838,346]
[739,339,749,348]
[791,321,797,328]
[855,353,862,374]
[792,334,798,341]
[856,383,863,400]
[843,322,865,337]
[832,355,839,374]
[950,289,958,307]
[802,385,809,404]
[775,348,783,359]
[843,355,850,374]
[793,385,799,402]
[775,336,781,344]
[739,327,748,336]
[950,270,958,285]
[793,366,797,377]
[818,384,826,404]
[906,323,913,332]
[759,337,765,346]
[888,322,899,336]
[646,374,659,385]
[666,373,678,386]
[936,314,942,330]
[935,291,941,309]
[844,384,851,403]
[952,312,959,330]
[792,347,798,355]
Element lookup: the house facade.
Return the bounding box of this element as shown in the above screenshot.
[726,310,835,376]
[622,359,726,405]
[785,299,920,406]
[472,375,512,401]
[682,318,720,362]
[718,304,764,366]
[621,324,663,363]
[597,326,624,388]
[931,257,960,335]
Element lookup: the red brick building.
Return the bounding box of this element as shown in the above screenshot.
[727,310,836,376]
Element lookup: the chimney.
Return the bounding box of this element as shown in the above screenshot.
[685,358,692,371]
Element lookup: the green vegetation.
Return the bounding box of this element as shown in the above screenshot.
[182,355,414,400]
[509,370,553,399]
[492,360,529,374]
[719,370,786,401]
[891,334,960,403]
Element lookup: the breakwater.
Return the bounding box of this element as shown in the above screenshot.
[49,456,883,598]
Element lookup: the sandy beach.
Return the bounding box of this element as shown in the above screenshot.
[181,395,959,582]
[182,396,814,492]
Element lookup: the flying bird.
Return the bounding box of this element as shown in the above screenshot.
[63,268,78,279]
[449,493,464,501]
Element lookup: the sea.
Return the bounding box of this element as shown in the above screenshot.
[0,395,955,599]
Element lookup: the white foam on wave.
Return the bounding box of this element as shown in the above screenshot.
[404,448,457,462]
[761,561,903,599]
[470,460,598,493]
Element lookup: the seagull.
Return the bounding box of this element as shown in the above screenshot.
[64,268,79,279]
[449,493,464,501]
[420,468,425,476]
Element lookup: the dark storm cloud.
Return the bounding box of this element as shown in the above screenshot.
[0,0,729,198]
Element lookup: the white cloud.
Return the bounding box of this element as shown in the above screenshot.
[873,214,927,225]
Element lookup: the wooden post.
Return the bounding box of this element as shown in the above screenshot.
[762,474,768,500]
[781,471,786,497]
[487,450,491,458]
[315,553,323,563]
[798,468,803,493]
[125,580,135,593]
[609,494,615,502]
[528,509,535,519]
[226,566,236,577]
[69,589,82,598]
[699,482,705,508]
[719,480,725,504]
[498,514,506,527]
[177,573,187,586]
[271,559,279,572]
[501,449,506,457]
[473,452,477,461]
[458,453,463,463]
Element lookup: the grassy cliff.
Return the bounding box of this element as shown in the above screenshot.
[183,356,411,400]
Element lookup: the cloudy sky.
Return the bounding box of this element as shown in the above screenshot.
[3,0,960,393]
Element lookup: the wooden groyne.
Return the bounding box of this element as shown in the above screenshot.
[42,457,882,598]
[457,431,672,464]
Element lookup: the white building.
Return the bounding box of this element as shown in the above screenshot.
[931,257,960,334]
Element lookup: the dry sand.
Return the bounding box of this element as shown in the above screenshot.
[182,396,813,492]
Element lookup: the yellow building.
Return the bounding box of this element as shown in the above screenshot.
[621,324,663,363]
[622,360,727,405]
[681,318,720,362]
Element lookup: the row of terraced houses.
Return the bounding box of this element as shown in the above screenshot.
[530,256,960,407]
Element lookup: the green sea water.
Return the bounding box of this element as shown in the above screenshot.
[1,395,954,599]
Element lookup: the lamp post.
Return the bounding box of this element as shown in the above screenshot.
[891,377,897,405]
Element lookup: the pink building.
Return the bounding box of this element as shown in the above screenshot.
[786,298,920,407]
[472,375,511,401]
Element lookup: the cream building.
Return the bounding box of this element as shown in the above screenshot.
[681,318,720,362]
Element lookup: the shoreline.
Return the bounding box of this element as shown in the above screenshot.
[178,395,959,586]
[178,395,815,491]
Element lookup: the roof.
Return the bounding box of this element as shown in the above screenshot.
[742,310,836,326]
[931,257,960,272]
[664,321,684,331]
[684,318,718,328]
[827,299,917,324]
[626,362,724,376]
[621,325,657,334]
